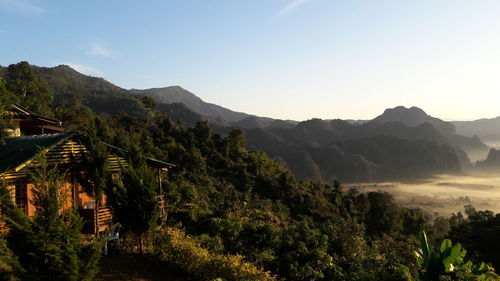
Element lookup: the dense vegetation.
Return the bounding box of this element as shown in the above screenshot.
[3,62,488,182]
[0,153,102,281]
[1,62,500,280]
[244,119,470,182]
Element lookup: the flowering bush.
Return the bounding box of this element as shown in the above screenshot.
[151,227,276,281]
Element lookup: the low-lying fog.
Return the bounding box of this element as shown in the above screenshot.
[485,142,500,150]
[468,142,500,162]
[348,173,500,216]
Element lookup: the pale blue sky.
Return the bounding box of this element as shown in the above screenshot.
[1,0,500,121]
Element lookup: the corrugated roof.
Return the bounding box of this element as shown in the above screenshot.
[98,141,175,168]
[0,133,71,174]
[0,132,175,176]
[5,104,62,125]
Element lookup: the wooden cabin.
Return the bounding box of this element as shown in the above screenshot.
[0,107,172,235]
[4,104,64,137]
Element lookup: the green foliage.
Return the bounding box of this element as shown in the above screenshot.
[107,134,159,253]
[2,64,498,280]
[448,206,500,273]
[141,96,157,124]
[91,112,453,280]
[0,76,15,143]
[0,153,102,281]
[0,236,23,281]
[415,231,497,281]
[53,95,95,132]
[141,96,156,111]
[277,220,333,281]
[150,227,276,281]
[365,191,403,235]
[244,119,466,182]
[74,134,113,202]
[4,62,53,116]
[0,184,25,280]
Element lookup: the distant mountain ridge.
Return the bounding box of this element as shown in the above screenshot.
[371,106,490,161]
[476,148,500,171]
[453,117,500,144]
[373,106,456,136]
[28,64,292,127]
[4,62,498,182]
[245,118,468,182]
[130,86,254,123]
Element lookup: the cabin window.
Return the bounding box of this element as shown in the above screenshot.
[15,181,28,213]
[84,202,96,209]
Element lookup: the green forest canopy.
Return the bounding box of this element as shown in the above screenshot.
[0,61,499,281]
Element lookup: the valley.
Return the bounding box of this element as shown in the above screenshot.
[2,63,497,183]
[3,2,500,279]
[1,61,500,281]
[348,172,500,216]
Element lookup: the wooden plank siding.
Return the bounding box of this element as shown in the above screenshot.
[0,218,8,234]
[0,138,129,235]
[1,140,128,181]
[0,136,169,236]
[78,206,114,234]
[97,206,113,233]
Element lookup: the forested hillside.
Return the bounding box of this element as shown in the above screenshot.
[1,61,499,280]
[0,62,485,183]
[372,106,490,162]
[130,86,253,123]
[453,117,500,144]
[244,119,469,182]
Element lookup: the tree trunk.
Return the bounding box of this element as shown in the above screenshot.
[139,234,143,255]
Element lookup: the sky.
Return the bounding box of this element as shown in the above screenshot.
[1,0,500,121]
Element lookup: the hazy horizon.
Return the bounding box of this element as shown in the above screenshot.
[2,1,500,121]
[349,173,500,215]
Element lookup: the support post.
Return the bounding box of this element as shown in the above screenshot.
[158,168,162,194]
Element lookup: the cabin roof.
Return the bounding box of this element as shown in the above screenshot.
[97,141,175,168]
[0,133,71,174]
[7,103,62,125]
[0,132,174,175]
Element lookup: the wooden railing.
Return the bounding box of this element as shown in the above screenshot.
[79,205,113,235]
[0,219,9,235]
[97,206,113,233]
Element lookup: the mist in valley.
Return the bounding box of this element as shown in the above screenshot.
[349,172,500,216]
[485,141,500,149]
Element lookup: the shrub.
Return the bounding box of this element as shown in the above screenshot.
[150,227,276,281]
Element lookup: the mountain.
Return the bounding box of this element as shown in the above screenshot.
[130,86,254,123]
[372,106,490,161]
[33,65,126,94]
[27,65,222,126]
[373,106,456,136]
[30,65,295,128]
[453,117,500,145]
[131,87,298,129]
[231,116,273,129]
[476,148,500,171]
[0,63,476,182]
[32,65,146,116]
[245,118,468,182]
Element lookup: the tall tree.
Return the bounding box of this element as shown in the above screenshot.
[5,61,53,116]
[74,133,113,204]
[1,152,102,281]
[141,96,156,124]
[0,77,13,143]
[0,180,25,280]
[108,134,159,253]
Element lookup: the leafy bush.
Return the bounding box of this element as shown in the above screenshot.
[0,153,103,281]
[150,227,276,281]
[415,231,498,281]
